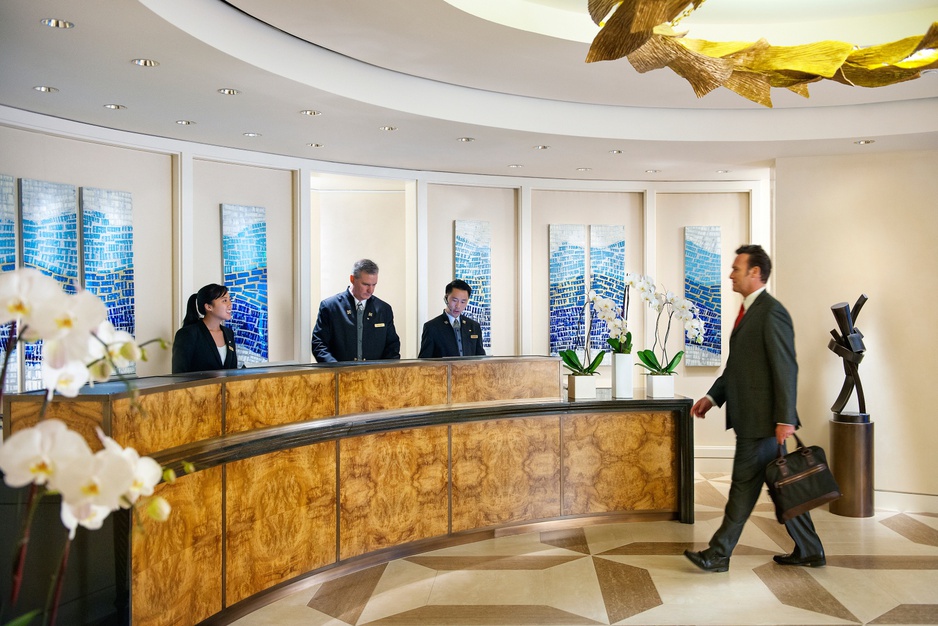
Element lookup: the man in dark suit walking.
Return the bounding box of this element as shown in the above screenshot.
[311,259,401,362]
[418,279,486,358]
[684,244,825,572]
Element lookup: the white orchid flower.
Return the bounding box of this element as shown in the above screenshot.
[624,273,640,288]
[90,321,141,370]
[0,419,93,489]
[41,359,91,399]
[60,501,112,539]
[55,445,135,511]
[0,267,62,328]
[40,290,108,368]
[97,429,163,507]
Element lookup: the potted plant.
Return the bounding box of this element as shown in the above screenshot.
[559,347,604,399]
[592,273,645,398]
[634,281,706,398]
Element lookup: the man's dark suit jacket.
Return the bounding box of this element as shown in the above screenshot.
[707,290,800,437]
[311,290,401,362]
[172,322,238,374]
[418,312,486,358]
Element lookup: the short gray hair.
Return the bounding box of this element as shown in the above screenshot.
[352,258,379,278]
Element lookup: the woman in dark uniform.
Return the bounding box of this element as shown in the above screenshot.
[171,283,238,374]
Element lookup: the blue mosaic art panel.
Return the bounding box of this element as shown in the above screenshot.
[684,225,721,366]
[222,204,268,364]
[82,187,136,375]
[589,224,626,352]
[454,220,492,348]
[20,178,79,391]
[1,174,18,393]
[549,224,586,356]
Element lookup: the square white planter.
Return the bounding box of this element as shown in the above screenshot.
[645,374,675,398]
[567,374,597,400]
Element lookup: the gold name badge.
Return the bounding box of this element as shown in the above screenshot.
[470,334,479,339]
[375,323,386,328]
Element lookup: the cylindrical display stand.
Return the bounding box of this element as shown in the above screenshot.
[829,413,874,517]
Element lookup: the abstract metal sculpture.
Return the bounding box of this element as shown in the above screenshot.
[828,294,868,414]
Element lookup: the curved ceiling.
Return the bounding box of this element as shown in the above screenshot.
[1,0,937,181]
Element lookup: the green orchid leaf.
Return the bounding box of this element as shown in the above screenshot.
[665,350,684,373]
[636,349,662,373]
[4,610,41,626]
[559,349,585,374]
[586,350,605,373]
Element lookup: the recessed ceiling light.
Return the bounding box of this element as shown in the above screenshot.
[218,88,240,95]
[609,149,623,154]
[645,169,661,173]
[130,58,159,67]
[379,125,398,131]
[533,145,550,150]
[103,104,126,110]
[243,132,261,137]
[306,143,324,148]
[40,18,74,29]
[854,139,875,145]
[576,168,592,172]
[715,169,730,174]
[299,109,321,116]
[33,86,58,93]
[457,137,475,142]
[508,164,523,168]
[176,120,195,125]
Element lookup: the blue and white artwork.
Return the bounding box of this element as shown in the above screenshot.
[1,174,18,393]
[589,225,626,352]
[221,204,268,365]
[548,224,587,356]
[684,225,721,366]
[20,179,79,390]
[454,220,491,349]
[82,187,136,374]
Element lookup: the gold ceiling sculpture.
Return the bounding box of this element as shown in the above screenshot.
[586,0,938,107]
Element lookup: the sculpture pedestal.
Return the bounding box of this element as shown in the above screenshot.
[829,412,873,517]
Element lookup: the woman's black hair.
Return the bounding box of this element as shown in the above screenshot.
[182,283,229,326]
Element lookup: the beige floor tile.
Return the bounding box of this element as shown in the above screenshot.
[357,560,437,624]
[542,554,607,623]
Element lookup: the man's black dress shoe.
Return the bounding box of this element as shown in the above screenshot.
[773,552,826,567]
[684,549,729,572]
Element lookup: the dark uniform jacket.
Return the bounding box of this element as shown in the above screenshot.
[311,290,401,362]
[172,322,238,374]
[418,312,486,358]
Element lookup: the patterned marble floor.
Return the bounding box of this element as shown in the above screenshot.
[230,472,938,626]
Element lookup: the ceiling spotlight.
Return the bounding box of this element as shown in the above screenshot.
[103,104,126,110]
[576,168,592,172]
[854,139,875,145]
[457,137,475,142]
[176,120,195,125]
[130,58,159,67]
[33,86,59,93]
[243,132,261,137]
[218,88,240,95]
[645,169,661,174]
[507,164,523,168]
[40,18,74,29]
[715,169,730,174]
[299,110,321,116]
[609,149,623,154]
[533,145,550,150]
[379,125,398,131]
[306,143,324,148]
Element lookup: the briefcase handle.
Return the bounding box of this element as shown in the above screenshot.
[776,432,806,460]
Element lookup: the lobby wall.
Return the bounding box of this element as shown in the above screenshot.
[776,150,938,500]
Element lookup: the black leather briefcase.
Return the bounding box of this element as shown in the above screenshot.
[765,434,842,523]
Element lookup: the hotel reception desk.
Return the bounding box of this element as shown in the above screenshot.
[2,357,693,626]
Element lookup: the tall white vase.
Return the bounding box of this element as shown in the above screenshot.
[611,352,633,398]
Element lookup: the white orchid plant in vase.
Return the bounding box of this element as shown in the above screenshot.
[635,279,706,376]
[0,267,171,626]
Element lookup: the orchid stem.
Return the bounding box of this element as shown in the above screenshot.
[43,535,72,626]
[9,483,41,608]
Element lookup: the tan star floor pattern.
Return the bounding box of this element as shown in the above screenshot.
[230,472,938,625]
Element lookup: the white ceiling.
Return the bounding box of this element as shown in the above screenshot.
[1,0,937,181]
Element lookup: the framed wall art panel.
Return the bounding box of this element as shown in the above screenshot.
[221,204,268,365]
[454,220,492,348]
[548,224,587,356]
[684,225,721,366]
